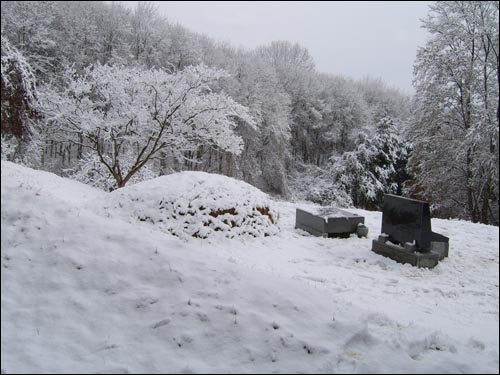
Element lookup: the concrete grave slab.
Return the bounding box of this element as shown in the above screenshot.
[295,207,368,238]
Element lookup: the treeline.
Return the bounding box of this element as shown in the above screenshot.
[1,1,498,225]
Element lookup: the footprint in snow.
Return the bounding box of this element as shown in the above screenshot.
[197,312,210,322]
[90,342,119,355]
[151,319,171,329]
[136,297,159,309]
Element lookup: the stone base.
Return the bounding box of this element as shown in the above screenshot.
[295,222,326,237]
[372,235,448,269]
[430,240,449,260]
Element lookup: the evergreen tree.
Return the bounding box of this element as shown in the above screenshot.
[335,115,411,210]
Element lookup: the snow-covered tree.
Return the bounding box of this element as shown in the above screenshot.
[1,36,37,161]
[318,75,370,155]
[334,115,411,210]
[130,2,171,69]
[256,41,321,165]
[226,51,292,196]
[52,2,104,71]
[411,1,499,224]
[39,63,255,190]
[166,23,202,71]
[356,77,411,125]
[1,1,58,80]
[95,2,132,65]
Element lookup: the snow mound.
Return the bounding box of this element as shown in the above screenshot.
[101,171,280,239]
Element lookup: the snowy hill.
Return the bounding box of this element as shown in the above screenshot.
[1,161,499,374]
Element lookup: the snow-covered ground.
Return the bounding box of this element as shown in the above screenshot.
[1,161,498,374]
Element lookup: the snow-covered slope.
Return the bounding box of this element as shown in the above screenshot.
[1,161,499,373]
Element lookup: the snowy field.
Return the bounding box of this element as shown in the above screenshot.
[1,161,498,374]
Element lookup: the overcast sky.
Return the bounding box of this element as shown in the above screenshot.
[122,1,432,94]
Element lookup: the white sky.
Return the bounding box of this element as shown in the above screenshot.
[121,1,432,94]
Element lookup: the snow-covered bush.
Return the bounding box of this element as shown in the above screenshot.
[306,183,353,208]
[100,171,280,240]
[288,162,352,207]
[1,133,17,161]
[1,130,44,168]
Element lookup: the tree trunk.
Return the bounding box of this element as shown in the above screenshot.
[480,179,491,224]
[466,149,478,222]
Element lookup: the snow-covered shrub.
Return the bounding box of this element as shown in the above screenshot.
[288,162,352,207]
[100,171,280,240]
[306,183,353,207]
[1,131,44,168]
[1,134,17,161]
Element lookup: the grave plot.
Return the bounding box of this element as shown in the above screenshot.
[371,194,449,268]
[295,207,368,238]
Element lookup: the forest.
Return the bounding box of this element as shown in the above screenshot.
[1,1,498,225]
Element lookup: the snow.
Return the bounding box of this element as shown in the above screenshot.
[1,161,499,374]
[305,206,362,219]
[94,171,279,240]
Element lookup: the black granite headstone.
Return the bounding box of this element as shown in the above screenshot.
[381,194,433,251]
[372,194,450,268]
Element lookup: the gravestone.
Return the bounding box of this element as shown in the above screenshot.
[371,194,449,268]
[296,207,368,238]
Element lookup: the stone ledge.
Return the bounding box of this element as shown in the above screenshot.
[372,238,442,268]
